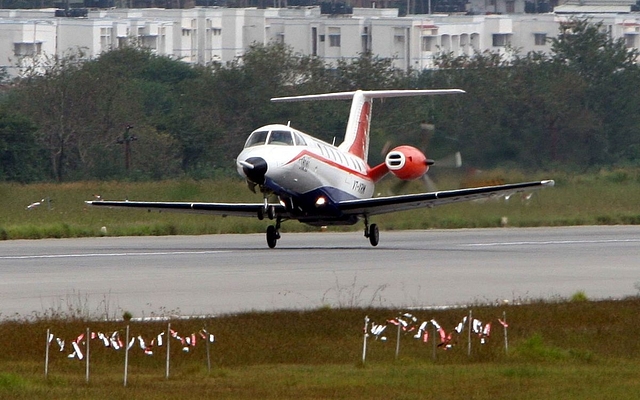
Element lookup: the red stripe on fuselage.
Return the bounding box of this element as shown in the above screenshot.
[284,149,375,182]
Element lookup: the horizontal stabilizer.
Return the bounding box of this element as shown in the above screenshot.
[271,89,465,103]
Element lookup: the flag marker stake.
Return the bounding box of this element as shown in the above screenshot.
[165,323,171,379]
[467,310,472,357]
[503,311,509,354]
[432,323,436,360]
[124,325,130,387]
[205,325,212,373]
[85,327,90,383]
[44,329,51,379]
[362,316,369,364]
[395,322,401,359]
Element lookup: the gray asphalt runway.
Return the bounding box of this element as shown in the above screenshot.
[0,226,638,319]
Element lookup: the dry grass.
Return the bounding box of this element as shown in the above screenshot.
[1,297,640,398]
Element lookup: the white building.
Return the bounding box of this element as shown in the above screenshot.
[0,6,639,77]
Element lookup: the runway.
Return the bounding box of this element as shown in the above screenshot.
[0,226,638,319]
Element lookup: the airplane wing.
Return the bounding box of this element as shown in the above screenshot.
[85,200,286,218]
[336,180,555,216]
[86,180,553,220]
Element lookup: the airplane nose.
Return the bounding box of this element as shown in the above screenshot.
[241,157,268,184]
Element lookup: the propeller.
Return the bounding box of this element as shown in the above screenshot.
[383,151,462,194]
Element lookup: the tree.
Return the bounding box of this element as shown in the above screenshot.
[0,111,45,182]
[550,17,640,165]
[13,50,88,182]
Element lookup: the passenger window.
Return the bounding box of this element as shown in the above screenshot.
[293,132,307,146]
[244,131,268,148]
[268,130,294,146]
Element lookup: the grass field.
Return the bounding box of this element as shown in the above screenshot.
[1,298,640,398]
[1,168,640,239]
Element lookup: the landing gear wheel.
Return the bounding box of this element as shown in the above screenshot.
[266,225,279,248]
[267,205,276,220]
[368,223,379,247]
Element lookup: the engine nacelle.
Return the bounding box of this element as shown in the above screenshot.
[385,145,430,180]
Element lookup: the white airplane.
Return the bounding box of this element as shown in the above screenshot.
[86,89,554,248]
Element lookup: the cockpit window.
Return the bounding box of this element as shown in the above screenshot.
[268,130,294,146]
[244,130,268,148]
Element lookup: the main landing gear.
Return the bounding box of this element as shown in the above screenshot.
[363,217,379,247]
[266,217,282,248]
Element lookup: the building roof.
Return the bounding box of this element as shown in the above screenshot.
[554,5,632,12]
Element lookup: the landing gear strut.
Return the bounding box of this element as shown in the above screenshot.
[363,216,379,247]
[266,217,282,248]
[257,195,276,221]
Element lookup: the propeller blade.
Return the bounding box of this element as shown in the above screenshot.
[434,151,462,168]
[422,174,438,192]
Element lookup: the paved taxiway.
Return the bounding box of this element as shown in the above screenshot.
[0,226,638,318]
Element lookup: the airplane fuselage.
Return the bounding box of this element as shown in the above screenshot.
[236,124,376,225]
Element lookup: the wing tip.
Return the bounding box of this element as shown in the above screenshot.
[541,180,555,187]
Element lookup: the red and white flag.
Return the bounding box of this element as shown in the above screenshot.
[70,341,83,360]
[480,323,491,344]
[455,316,468,334]
[472,319,483,335]
[110,331,122,350]
[414,321,428,339]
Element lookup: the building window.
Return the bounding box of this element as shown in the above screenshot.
[625,34,637,48]
[361,27,370,53]
[14,42,41,57]
[328,28,340,47]
[506,1,515,13]
[394,27,405,45]
[100,27,112,49]
[492,34,509,47]
[534,33,546,46]
[422,36,436,51]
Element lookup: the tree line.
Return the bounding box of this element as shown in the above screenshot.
[1,17,639,183]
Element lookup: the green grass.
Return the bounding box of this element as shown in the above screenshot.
[2,299,640,398]
[1,167,640,239]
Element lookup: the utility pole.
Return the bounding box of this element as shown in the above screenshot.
[117,125,136,171]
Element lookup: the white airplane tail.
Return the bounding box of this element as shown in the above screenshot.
[271,89,464,163]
